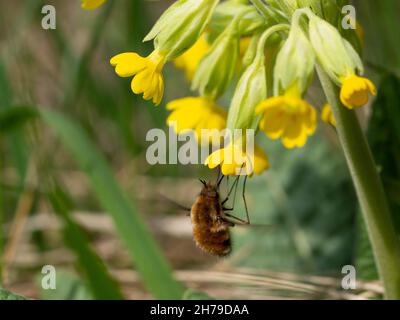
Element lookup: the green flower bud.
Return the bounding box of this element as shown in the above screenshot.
[227,25,289,131]
[308,11,363,84]
[273,20,315,95]
[192,13,246,99]
[241,34,260,69]
[209,1,271,37]
[144,0,219,60]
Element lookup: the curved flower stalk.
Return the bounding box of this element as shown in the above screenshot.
[81,0,106,10]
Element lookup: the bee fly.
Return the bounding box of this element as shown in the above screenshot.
[160,169,268,257]
[190,173,250,257]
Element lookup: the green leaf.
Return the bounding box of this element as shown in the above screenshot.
[41,109,185,299]
[48,184,124,300]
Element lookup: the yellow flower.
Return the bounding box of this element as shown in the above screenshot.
[256,86,317,149]
[174,35,210,80]
[205,141,269,176]
[340,75,377,109]
[110,49,166,105]
[321,103,336,127]
[81,0,106,10]
[166,97,227,144]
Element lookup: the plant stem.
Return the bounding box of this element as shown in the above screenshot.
[250,0,270,18]
[317,66,400,299]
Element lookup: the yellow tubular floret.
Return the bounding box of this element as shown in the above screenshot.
[110,49,166,105]
[340,75,377,109]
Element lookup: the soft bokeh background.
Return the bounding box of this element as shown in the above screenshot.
[0,0,399,299]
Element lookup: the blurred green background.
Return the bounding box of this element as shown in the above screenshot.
[0,0,399,300]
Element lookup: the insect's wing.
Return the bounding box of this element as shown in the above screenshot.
[158,193,191,213]
[225,218,276,230]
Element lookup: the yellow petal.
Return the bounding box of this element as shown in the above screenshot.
[281,116,306,149]
[248,145,269,175]
[205,148,225,169]
[321,103,336,127]
[340,75,377,109]
[110,53,147,77]
[259,106,287,140]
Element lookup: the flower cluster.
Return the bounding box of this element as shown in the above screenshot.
[105,0,376,176]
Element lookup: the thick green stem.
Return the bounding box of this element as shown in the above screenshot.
[317,66,400,299]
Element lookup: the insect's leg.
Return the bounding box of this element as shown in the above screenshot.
[221,175,239,206]
[216,166,225,187]
[242,175,250,224]
[223,173,250,224]
[223,213,249,225]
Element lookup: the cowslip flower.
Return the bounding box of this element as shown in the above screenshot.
[256,85,317,149]
[144,0,219,60]
[174,35,210,80]
[110,50,166,105]
[339,75,377,109]
[205,140,269,176]
[321,103,336,127]
[307,10,377,109]
[166,97,226,144]
[257,21,317,149]
[111,0,219,105]
[81,0,106,10]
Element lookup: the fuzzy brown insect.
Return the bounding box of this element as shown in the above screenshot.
[190,178,246,257]
[190,181,232,256]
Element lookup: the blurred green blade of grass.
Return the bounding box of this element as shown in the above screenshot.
[0,106,38,133]
[0,287,26,300]
[41,109,185,299]
[48,184,124,300]
[38,270,93,300]
[0,63,30,281]
[0,62,28,180]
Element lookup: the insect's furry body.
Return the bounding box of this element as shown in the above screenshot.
[190,181,232,256]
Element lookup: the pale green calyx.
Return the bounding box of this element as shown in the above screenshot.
[192,13,246,99]
[227,24,289,131]
[144,0,219,60]
[273,19,315,96]
[307,10,363,84]
[210,1,272,37]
